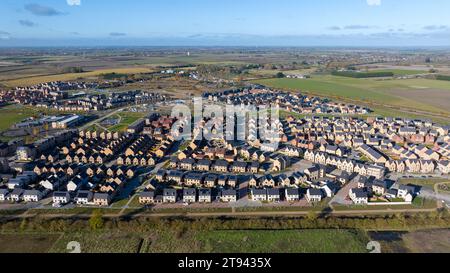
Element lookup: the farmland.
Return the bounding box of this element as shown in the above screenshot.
[5,228,449,253]
[3,67,154,87]
[0,210,449,253]
[186,229,369,253]
[255,75,450,123]
[371,229,450,253]
[0,233,62,253]
[50,232,143,253]
[370,69,429,76]
[398,178,450,188]
[46,229,369,253]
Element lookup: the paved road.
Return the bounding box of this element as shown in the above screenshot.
[80,108,123,130]
[118,160,168,214]
[80,103,152,131]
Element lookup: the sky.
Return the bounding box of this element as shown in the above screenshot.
[1,0,450,47]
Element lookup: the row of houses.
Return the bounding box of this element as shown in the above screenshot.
[138,188,238,204]
[50,190,112,206]
[285,114,449,164]
[349,177,416,204]
[249,187,326,203]
[168,156,290,174]
[33,91,168,112]
[0,188,48,203]
[304,150,386,179]
[16,130,77,161]
[207,87,370,116]
[156,170,239,188]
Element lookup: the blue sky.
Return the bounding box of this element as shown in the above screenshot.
[1,0,450,46]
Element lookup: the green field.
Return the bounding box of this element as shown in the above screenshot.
[142,229,369,253]
[399,178,450,188]
[195,230,368,253]
[371,69,429,76]
[3,228,448,253]
[0,104,88,140]
[0,233,62,253]
[371,229,450,253]
[107,111,146,132]
[255,75,450,122]
[51,232,143,253]
[0,105,41,132]
[0,229,368,253]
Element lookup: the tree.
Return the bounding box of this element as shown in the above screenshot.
[306,211,318,221]
[20,219,27,231]
[275,72,286,78]
[89,210,104,230]
[32,127,39,136]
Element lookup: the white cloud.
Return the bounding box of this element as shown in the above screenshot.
[67,0,81,6]
[0,31,11,40]
[367,0,381,6]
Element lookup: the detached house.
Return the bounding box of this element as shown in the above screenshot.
[349,188,369,204]
[420,160,436,173]
[305,165,322,180]
[163,188,177,203]
[228,175,238,188]
[285,188,300,202]
[372,180,389,196]
[75,190,93,205]
[93,193,111,206]
[213,160,229,172]
[183,188,197,203]
[196,159,211,171]
[250,188,267,202]
[306,188,323,203]
[0,189,9,201]
[180,158,196,171]
[398,185,415,202]
[249,162,260,174]
[139,191,155,205]
[53,191,71,205]
[167,171,184,184]
[155,170,167,182]
[198,189,212,203]
[9,188,24,202]
[267,188,281,202]
[23,190,44,202]
[438,161,450,174]
[232,161,248,173]
[220,189,237,202]
[204,174,218,188]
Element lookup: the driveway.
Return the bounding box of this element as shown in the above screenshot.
[330,179,357,206]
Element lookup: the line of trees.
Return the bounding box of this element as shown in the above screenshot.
[61,67,84,74]
[436,75,450,81]
[2,209,449,234]
[332,70,394,78]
